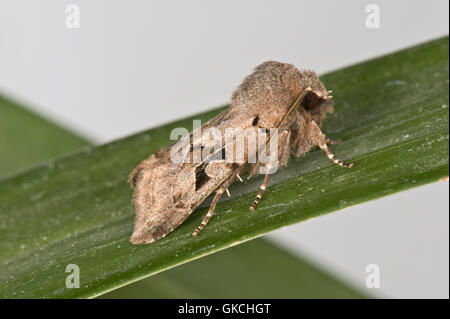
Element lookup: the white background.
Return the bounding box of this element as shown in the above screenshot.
[0,0,448,298]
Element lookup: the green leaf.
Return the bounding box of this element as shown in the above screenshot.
[0,37,448,298]
[101,239,363,298]
[0,95,89,178]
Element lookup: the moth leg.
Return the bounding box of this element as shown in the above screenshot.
[325,138,341,145]
[311,121,353,168]
[192,170,240,237]
[320,143,353,168]
[249,162,271,211]
[249,129,289,211]
[192,191,223,237]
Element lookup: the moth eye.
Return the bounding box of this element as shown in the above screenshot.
[302,91,323,111]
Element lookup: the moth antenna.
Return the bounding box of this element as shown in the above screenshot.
[226,189,231,197]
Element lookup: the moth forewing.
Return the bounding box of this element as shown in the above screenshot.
[129,109,257,245]
[129,152,240,244]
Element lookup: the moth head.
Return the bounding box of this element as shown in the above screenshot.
[301,88,334,124]
[285,68,334,123]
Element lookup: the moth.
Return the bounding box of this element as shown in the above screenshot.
[128,61,353,245]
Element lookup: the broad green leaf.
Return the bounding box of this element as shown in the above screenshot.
[0,37,448,298]
[0,71,363,299]
[101,239,363,298]
[0,95,89,178]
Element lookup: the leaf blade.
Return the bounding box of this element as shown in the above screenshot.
[0,94,89,178]
[101,239,364,299]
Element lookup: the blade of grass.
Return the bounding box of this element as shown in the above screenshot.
[0,91,363,298]
[0,95,89,178]
[101,239,363,299]
[0,37,448,298]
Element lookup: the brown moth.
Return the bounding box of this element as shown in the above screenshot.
[128,61,353,245]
